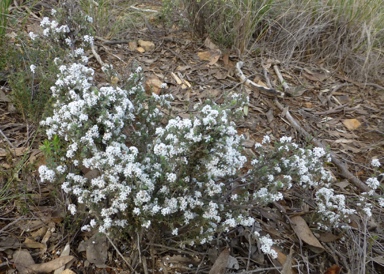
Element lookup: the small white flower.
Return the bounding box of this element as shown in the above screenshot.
[279,136,292,143]
[166,173,177,183]
[86,15,93,23]
[378,198,384,207]
[40,17,50,27]
[259,235,277,258]
[51,9,57,16]
[262,135,270,144]
[371,158,381,167]
[39,165,56,182]
[28,32,38,40]
[142,220,151,228]
[81,225,91,231]
[68,204,77,215]
[83,35,94,45]
[30,64,36,74]
[366,177,380,190]
[362,206,372,217]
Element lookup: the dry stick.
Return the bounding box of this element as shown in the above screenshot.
[240,264,302,273]
[129,5,158,13]
[272,64,290,92]
[106,235,138,274]
[91,44,105,67]
[238,62,370,192]
[235,62,285,97]
[0,128,15,148]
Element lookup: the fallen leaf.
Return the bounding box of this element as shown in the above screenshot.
[222,52,230,67]
[304,102,313,108]
[334,138,355,144]
[342,119,361,130]
[271,246,287,266]
[335,180,350,190]
[0,147,28,157]
[0,89,11,102]
[290,216,324,251]
[227,255,239,270]
[31,226,48,239]
[171,72,182,85]
[176,65,191,72]
[29,256,74,273]
[204,37,219,50]
[84,169,100,180]
[23,238,46,249]
[209,247,230,274]
[145,76,163,95]
[302,68,329,82]
[137,47,145,53]
[128,41,137,51]
[61,270,76,274]
[0,237,22,251]
[324,265,341,274]
[54,243,71,274]
[197,49,221,65]
[287,86,307,97]
[213,70,227,80]
[110,76,119,86]
[166,254,199,265]
[138,39,155,51]
[281,247,294,274]
[371,256,384,266]
[13,249,35,274]
[85,233,108,267]
[318,232,342,243]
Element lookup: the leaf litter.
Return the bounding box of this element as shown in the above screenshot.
[0,1,383,273]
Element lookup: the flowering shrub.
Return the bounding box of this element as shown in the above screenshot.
[35,10,382,259]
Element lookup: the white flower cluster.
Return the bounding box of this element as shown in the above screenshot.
[37,23,254,244]
[315,187,356,228]
[40,16,70,37]
[245,137,333,207]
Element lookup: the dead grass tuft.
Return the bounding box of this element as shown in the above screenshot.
[257,0,384,82]
[184,0,384,82]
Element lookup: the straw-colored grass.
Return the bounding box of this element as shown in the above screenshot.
[182,0,384,81]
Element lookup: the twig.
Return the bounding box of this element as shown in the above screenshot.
[240,264,302,273]
[235,61,285,97]
[91,44,105,67]
[95,36,131,45]
[0,217,23,233]
[313,104,360,115]
[106,234,138,274]
[129,5,158,13]
[137,232,142,264]
[273,64,290,92]
[142,256,149,274]
[0,128,15,148]
[150,243,205,257]
[100,44,128,64]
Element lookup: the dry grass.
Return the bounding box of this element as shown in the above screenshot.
[258,0,384,82]
[183,0,384,82]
